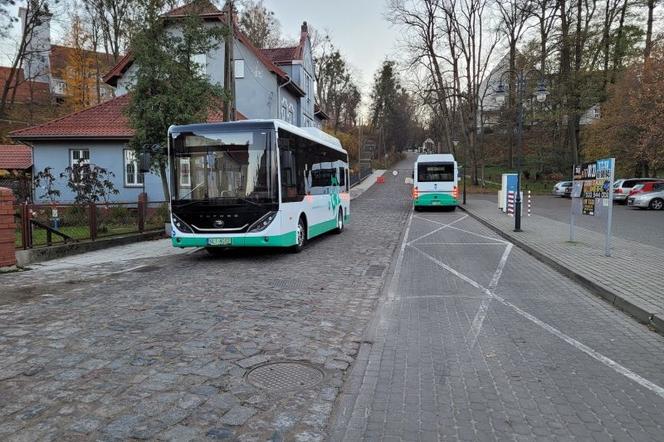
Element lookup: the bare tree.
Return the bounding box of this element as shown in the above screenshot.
[0,0,52,118]
[497,0,534,167]
[237,0,282,48]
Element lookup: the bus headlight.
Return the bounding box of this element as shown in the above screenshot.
[172,214,193,233]
[248,211,277,232]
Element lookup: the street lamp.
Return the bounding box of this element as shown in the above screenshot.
[494,69,548,232]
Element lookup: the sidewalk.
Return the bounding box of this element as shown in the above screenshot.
[350,170,386,200]
[462,198,664,333]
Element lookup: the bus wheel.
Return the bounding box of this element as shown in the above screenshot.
[291,217,306,253]
[334,209,344,234]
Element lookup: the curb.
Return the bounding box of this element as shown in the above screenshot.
[459,206,664,335]
[15,231,165,267]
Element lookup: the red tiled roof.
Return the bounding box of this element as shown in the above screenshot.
[0,67,51,105]
[103,1,305,97]
[261,47,299,64]
[0,144,32,170]
[10,94,246,140]
[10,95,133,140]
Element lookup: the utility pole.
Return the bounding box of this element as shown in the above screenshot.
[223,0,236,122]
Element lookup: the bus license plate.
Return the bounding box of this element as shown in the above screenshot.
[431,201,441,205]
[208,238,231,246]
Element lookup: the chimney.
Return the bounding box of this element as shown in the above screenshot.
[18,6,53,84]
[301,21,308,35]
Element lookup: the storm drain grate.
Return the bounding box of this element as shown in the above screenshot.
[365,265,386,277]
[246,362,324,392]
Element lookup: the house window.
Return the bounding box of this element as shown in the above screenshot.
[288,104,294,124]
[281,98,288,120]
[305,74,311,102]
[592,107,600,119]
[235,59,245,78]
[192,53,207,76]
[124,149,144,187]
[69,149,90,183]
[70,149,90,167]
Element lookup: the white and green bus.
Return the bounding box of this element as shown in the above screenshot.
[412,154,459,210]
[168,120,350,254]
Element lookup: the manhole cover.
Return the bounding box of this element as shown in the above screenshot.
[246,362,324,392]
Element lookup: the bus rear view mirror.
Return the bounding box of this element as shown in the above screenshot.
[138,152,152,173]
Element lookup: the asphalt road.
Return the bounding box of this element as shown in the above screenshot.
[472,193,664,249]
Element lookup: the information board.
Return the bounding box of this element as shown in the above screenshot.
[570,158,616,256]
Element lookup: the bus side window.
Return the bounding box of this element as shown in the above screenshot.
[280,148,299,202]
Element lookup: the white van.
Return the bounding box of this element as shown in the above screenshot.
[413,154,459,210]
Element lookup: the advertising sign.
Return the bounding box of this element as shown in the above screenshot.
[569,158,615,256]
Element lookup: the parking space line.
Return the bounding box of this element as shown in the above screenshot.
[409,227,664,400]
[408,215,468,245]
[467,243,513,349]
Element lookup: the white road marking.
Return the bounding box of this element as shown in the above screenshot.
[467,243,513,349]
[407,215,468,245]
[387,211,414,302]
[416,242,506,246]
[414,215,508,244]
[412,233,664,400]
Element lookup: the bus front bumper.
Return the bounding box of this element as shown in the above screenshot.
[172,230,298,248]
[414,193,458,207]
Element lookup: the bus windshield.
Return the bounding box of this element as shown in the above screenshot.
[417,163,455,182]
[171,130,276,203]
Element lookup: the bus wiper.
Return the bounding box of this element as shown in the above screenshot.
[181,182,206,200]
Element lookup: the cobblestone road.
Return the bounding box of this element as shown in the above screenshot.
[331,188,664,440]
[0,163,411,441]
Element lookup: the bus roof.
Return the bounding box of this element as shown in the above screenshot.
[169,119,347,154]
[416,154,456,163]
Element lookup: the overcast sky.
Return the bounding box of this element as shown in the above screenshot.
[263,0,400,108]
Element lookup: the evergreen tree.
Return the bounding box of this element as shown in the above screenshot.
[125,0,225,200]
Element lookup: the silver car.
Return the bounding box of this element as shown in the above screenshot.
[552,181,572,197]
[627,184,664,209]
[613,178,661,203]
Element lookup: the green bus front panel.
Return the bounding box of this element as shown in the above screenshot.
[171,214,346,249]
[173,231,297,248]
[414,192,458,207]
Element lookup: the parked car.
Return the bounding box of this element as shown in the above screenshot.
[627,183,664,209]
[613,178,662,203]
[552,181,573,197]
[627,180,664,197]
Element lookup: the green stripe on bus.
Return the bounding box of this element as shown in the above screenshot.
[172,230,297,248]
[414,193,458,206]
[308,217,338,238]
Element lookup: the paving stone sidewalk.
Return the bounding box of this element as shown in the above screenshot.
[462,198,664,333]
[0,162,412,441]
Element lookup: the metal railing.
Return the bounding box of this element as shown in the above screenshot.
[15,196,168,250]
[350,161,373,187]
